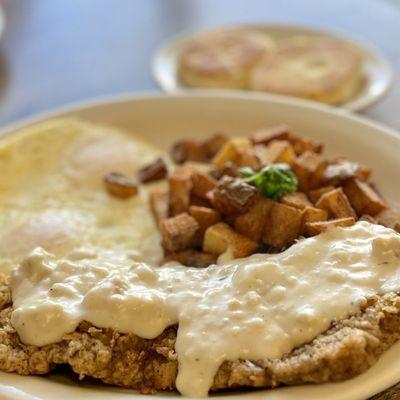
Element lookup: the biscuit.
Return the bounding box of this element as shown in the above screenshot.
[250,36,363,104]
[179,29,275,89]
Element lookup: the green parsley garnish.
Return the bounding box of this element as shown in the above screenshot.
[239,163,298,200]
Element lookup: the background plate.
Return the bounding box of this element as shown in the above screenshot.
[153,24,394,112]
[1,91,400,399]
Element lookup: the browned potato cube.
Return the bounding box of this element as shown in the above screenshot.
[160,213,199,252]
[259,140,296,166]
[289,136,323,155]
[263,203,304,248]
[251,124,291,145]
[323,159,372,186]
[302,206,328,224]
[357,164,373,181]
[149,190,169,226]
[210,176,260,215]
[203,132,228,158]
[376,206,400,232]
[238,147,263,170]
[191,171,217,199]
[103,172,138,199]
[203,222,258,261]
[293,151,327,191]
[343,178,386,216]
[234,198,275,242]
[212,137,252,168]
[315,188,357,219]
[189,206,221,235]
[190,194,212,208]
[169,169,192,216]
[281,192,312,210]
[304,217,356,237]
[163,250,217,268]
[301,206,328,234]
[308,186,335,204]
[249,145,268,168]
[138,157,168,183]
[170,140,207,164]
[210,161,239,180]
[245,143,296,168]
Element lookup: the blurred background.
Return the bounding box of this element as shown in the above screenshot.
[0,0,399,127]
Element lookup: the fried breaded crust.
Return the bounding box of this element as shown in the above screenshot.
[1,275,400,394]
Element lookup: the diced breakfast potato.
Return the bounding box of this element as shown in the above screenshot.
[240,141,297,170]
[281,192,312,210]
[304,217,356,237]
[251,124,291,145]
[202,132,228,158]
[239,147,263,170]
[171,133,228,164]
[260,140,296,165]
[189,205,221,235]
[149,190,169,226]
[301,206,328,234]
[376,206,400,232]
[190,194,212,208]
[103,172,138,199]
[170,140,207,164]
[302,206,328,224]
[211,176,260,215]
[191,171,217,199]
[212,137,252,168]
[308,186,335,204]
[203,222,258,261]
[210,161,239,179]
[263,203,304,248]
[323,159,371,185]
[163,250,217,268]
[169,169,193,216]
[293,151,327,191]
[160,212,199,252]
[289,136,323,156]
[138,157,168,183]
[315,188,357,219]
[357,165,373,181]
[234,198,274,242]
[343,178,386,216]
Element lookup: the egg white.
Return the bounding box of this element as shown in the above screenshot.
[0,118,164,273]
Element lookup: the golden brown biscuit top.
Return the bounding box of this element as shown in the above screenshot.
[251,36,363,96]
[180,29,274,76]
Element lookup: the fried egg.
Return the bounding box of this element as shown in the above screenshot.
[0,118,164,273]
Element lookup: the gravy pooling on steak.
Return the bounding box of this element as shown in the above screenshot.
[10,222,400,397]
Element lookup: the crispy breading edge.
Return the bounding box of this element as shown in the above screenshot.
[1,275,400,394]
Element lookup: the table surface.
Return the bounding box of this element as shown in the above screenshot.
[0,0,400,130]
[1,1,400,399]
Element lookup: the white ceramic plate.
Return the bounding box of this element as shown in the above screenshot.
[152,24,394,112]
[1,91,400,400]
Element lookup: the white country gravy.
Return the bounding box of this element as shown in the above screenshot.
[10,222,400,397]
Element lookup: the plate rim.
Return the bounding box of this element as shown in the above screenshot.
[152,22,394,112]
[1,90,399,141]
